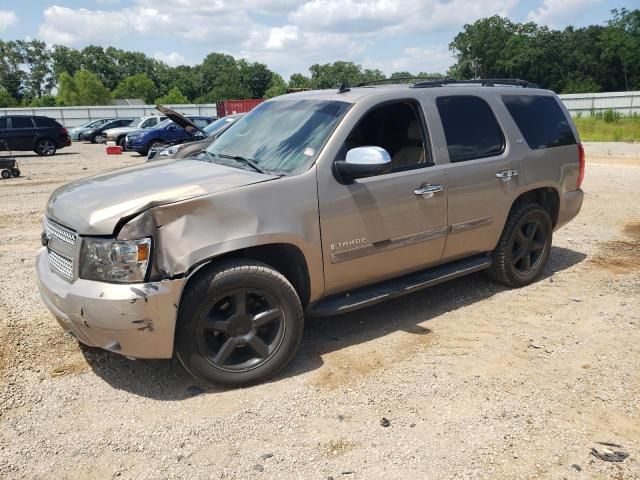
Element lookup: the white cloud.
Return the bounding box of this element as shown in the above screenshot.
[153,51,188,66]
[36,0,517,78]
[0,10,17,31]
[527,0,602,26]
[38,6,127,44]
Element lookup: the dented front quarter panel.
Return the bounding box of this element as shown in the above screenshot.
[118,166,325,302]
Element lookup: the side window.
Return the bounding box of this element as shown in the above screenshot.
[140,118,154,128]
[11,117,35,129]
[0,117,7,129]
[503,95,576,149]
[119,120,131,126]
[436,96,504,163]
[338,101,430,173]
[33,117,58,127]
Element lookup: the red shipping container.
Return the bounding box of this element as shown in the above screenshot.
[216,99,264,117]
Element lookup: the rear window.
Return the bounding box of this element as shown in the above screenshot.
[436,96,505,163]
[11,117,35,129]
[502,95,576,149]
[33,117,60,128]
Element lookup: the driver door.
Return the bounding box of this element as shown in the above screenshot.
[318,100,448,295]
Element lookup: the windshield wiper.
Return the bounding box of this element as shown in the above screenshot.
[217,153,267,174]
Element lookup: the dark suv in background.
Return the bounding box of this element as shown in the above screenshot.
[0,115,71,156]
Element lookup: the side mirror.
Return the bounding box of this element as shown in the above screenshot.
[333,147,392,184]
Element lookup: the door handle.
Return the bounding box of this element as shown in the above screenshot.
[414,184,444,198]
[496,169,519,181]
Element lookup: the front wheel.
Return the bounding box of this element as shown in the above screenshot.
[175,260,304,387]
[486,204,552,287]
[10,168,20,177]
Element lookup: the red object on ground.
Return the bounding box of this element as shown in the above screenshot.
[106,146,123,155]
[216,99,264,117]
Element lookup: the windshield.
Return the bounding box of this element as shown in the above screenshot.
[203,100,351,175]
[84,119,107,128]
[203,116,239,136]
[155,119,175,129]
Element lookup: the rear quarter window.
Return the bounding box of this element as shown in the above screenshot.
[33,117,60,128]
[436,96,505,163]
[502,95,576,149]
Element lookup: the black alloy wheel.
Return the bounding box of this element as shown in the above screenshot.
[511,217,547,275]
[196,288,285,372]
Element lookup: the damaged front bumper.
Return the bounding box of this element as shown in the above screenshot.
[36,247,186,359]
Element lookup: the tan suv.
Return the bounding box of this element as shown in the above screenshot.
[36,79,584,386]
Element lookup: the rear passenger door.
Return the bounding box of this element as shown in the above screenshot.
[8,117,37,150]
[434,95,521,263]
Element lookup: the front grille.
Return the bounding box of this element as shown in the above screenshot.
[44,217,77,247]
[48,250,74,280]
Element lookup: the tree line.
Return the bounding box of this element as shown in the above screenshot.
[0,8,637,108]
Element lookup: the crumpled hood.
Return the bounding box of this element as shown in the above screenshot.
[47,159,277,235]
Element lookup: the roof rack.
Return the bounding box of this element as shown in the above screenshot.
[412,78,539,89]
[355,76,444,87]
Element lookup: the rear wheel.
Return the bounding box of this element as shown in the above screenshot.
[175,260,304,387]
[486,204,552,287]
[10,168,20,177]
[35,138,56,156]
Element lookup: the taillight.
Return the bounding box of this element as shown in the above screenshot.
[61,127,68,135]
[577,143,585,189]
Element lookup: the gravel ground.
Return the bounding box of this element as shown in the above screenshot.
[0,142,639,479]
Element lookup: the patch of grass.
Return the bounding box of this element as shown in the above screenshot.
[574,113,640,142]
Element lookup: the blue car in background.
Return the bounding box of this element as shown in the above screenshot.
[124,115,215,155]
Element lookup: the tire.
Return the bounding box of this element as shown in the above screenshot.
[117,136,126,147]
[486,203,553,288]
[10,168,20,177]
[1,170,10,179]
[91,133,104,144]
[143,140,164,157]
[175,260,304,387]
[35,138,57,156]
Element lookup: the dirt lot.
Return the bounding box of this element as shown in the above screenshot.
[0,142,638,479]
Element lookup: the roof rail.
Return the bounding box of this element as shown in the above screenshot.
[355,76,444,87]
[412,78,539,89]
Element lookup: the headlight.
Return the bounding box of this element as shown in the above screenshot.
[159,144,183,156]
[80,238,151,283]
[128,134,139,140]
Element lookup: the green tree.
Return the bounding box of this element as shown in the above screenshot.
[601,8,640,90]
[199,53,250,102]
[288,73,312,89]
[17,40,54,99]
[0,40,25,101]
[155,86,188,105]
[309,61,366,88]
[113,73,157,103]
[264,73,287,98]
[56,70,111,106]
[238,60,273,98]
[0,88,16,107]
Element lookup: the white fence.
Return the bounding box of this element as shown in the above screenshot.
[0,104,218,127]
[558,91,640,116]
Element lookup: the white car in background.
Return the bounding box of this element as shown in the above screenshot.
[103,115,166,146]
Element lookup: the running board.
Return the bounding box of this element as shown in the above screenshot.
[307,254,492,317]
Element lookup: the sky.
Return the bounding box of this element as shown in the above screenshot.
[0,0,632,79]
